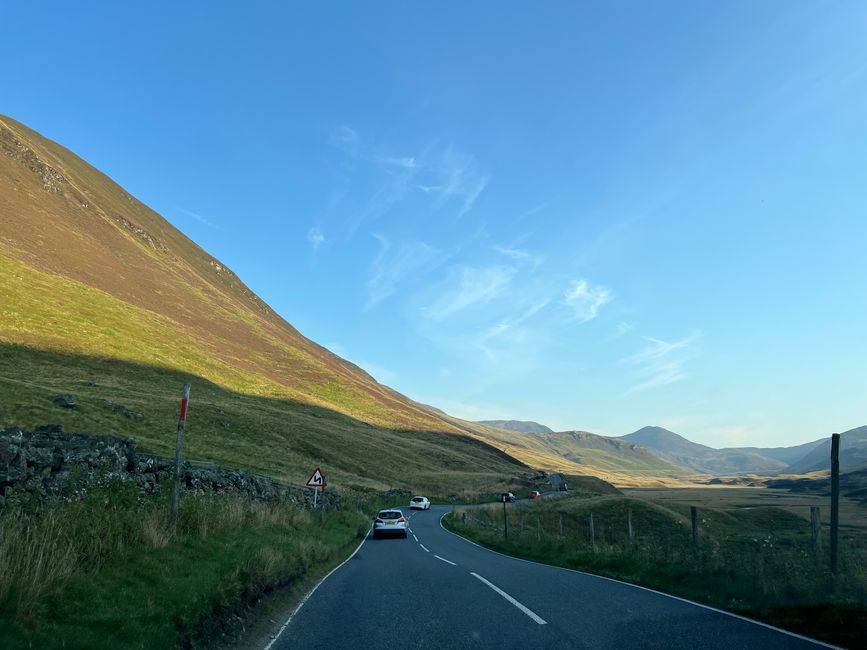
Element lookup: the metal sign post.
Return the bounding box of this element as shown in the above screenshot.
[306,467,327,510]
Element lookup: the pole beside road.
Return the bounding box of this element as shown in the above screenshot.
[170,382,191,533]
[830,433,840,575]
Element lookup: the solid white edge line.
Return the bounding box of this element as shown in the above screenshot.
[470,572,547,624]
[438,512,836,649]
[419,543,430,552]
[434,554,457,566]
[262,525,371,650]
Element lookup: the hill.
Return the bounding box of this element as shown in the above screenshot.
[729,439,825,466]
[785,425,867,474]
[620,426,788,475]
[477,420,554,434]
[621,426,714,456]
[528,430,691,481]
[2,114,694,491]
[0,114,540,494]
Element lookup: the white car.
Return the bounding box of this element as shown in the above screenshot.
[372,509,408,538]
[410,496,430,510]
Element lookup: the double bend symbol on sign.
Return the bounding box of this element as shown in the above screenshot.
[306,467,327,488]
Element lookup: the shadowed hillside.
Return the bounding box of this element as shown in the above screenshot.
[1,114,673,488]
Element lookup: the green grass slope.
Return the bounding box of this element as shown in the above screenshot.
[0,113,701,488]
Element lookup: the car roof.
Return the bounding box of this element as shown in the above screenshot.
[379,508,403,513]
[412,495,427,499]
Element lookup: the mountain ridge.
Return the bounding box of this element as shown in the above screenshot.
[477,420,554,434]
[0,114,681,489]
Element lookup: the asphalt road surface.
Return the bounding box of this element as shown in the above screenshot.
[267,505,828,649]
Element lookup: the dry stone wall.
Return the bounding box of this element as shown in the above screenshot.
[0,425,338,509]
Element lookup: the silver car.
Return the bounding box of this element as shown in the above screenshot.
[372,509,408,539]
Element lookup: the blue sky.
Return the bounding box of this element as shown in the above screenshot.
[4,2,866,446]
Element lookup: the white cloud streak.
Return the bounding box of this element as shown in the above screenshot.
[307,226,325,250]
[427,265,515,320]
[563,279,612,322]
[365,234,442,310]
[621,331,702,393]
[177,207,219,229]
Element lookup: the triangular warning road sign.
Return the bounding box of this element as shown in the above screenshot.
[305,467,327,488]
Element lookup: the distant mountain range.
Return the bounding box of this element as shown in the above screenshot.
[477,420,553,434]
[784,426,867,474]
[481,420,867,477]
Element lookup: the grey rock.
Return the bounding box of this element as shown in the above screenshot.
[52,395,76,409]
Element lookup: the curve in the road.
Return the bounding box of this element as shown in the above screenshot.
[265,505,834,650]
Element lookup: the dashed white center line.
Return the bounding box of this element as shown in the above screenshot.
[434,555,456,566]
[412,534,419,542]
[419,543,430,553]
[470,572,547,625]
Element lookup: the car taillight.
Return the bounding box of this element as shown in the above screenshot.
[397,517,406,523]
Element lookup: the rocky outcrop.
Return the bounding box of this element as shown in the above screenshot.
[0,425,338,509]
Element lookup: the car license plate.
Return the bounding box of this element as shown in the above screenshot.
[386,522,395,526]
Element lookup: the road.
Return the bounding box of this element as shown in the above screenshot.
[267,505,828,649]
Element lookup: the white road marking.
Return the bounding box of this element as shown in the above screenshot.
[470,572,547,625]
[441,514,832,647]
[419,543,430,553]
[413,534,419,542]
[434,555,456,566]
[263,526,371,649]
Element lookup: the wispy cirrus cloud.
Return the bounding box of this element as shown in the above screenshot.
[328,128,491,234]
[563,279,612,322]
[474,298,550,362]
[621,331,702,393]
[365,234,442,310]
[493,244,543,270]
[417,146,490,218]
[329,125,361,156]
[307,226,326,250]
[177,207,219,229]
[426,264,515,321]
[605,321,634,342]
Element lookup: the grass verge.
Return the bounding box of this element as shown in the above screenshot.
[443,494,867,648]
[0,481,368,649]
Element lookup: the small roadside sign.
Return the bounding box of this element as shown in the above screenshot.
[306,467,327,489]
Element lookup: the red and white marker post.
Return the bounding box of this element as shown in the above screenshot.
[170,382,192,532]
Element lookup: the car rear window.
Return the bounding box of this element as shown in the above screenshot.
[412,497,424,502]
[378,511,401,519]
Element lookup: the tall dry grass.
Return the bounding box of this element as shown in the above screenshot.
[0,479,314,620]
[0,508,77,618]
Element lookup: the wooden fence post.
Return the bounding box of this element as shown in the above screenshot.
[559,512,564,538]
[830,433,840,575]
[690,506,698,545]
[502,498,509,539]
[169,382,191,533]
[628,508,634,546]
[810,506,821,559]
[590,513,596,551]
